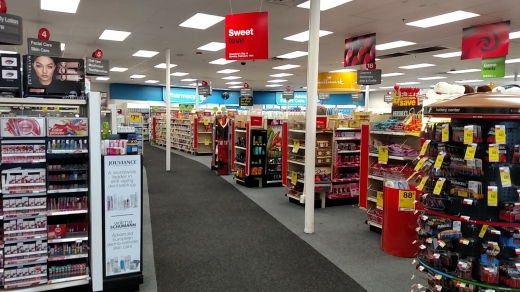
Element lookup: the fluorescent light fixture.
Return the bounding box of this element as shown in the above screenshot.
[273,64,300,70]
[99,29,131,41]
[379,86,395,89]
[510,31,520,40]
[96,77,110,81]
[455,79,483,83]
[447,69,480,74]
[133,50,159,58]
[189,83,201,86]
[417,76,447,80]
[60,43,65,51]
[154,63,177,69]
[110,67,128,72]
[145,80,160,83]
[226,81,242,85]
[433,51,461,58]
[381,72,404,77]
[130,75,146,79]
[504,75,515,78]
[40,0,80,13]
[228,86,243,89]
[266,84,284,87]
[179,13,224,30]
[396,82,420,85]
[399,63,435,70]
[171,72,189,76]
[406,11,479,28]
[267,79,288,83]
[375,58,381,61]
[180,78,197,82]
[376,41,416,51]
[284,30,333,42]
[209,58,236,65]
[270,73,293,77]
[329,69,356,73]
[297,0,352,11]
[277,51,308,59]
[222,76,241,80]
[217,69,240,74]
[0,50,17,54]
[506,58,520,64]
[197,42,226,51]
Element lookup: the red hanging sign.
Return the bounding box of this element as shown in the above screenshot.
[0,0,7,13]
[38,28,50,41]
[225,12,268,61]
[92,49,103,59]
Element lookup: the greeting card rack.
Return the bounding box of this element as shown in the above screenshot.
[0,97,101,291]
[411,92,520,292]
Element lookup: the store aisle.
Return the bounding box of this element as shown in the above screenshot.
[143,146,366,292]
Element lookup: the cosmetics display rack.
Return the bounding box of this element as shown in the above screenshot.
[412,93,520,292]
[232,116,247,183]
[193,112,214,156]
[127,108,150,142]
[264,119,284,186]
[0,98,93,290]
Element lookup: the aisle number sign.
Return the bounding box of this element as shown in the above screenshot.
[291,171,297,184]
[376,191,383,210]
[500,167,512,187]
[441,124,449,142]
[130,113,141,123]
[487,186,498,207]
[464,144,477,160]
[293,139,300,153]
[489,144,499,162]
[420,140,430,156]
[463,126,473,144]
[378,146,389,164]
[495,125,506,144]
[398,190,415,211]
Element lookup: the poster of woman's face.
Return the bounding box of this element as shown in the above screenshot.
[25,55,85,98]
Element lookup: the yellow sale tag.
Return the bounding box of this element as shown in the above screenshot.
[420,140,430,156]
[458,190,468,198]
[293,139,300,153]
[42,107,48,112]
[417,176,428,191]
[464,144,477,160]
[398,190,415,211]
[487,186,498,207]
[433,178,445,195]
[291,171,297,184]
[54,107,60,112]
[203,118,209,126]
[204,139,210,146]
[441,124,449,142]
[376,191,383,210]
[130,113,141,123]
[414,157,427,171]
[463,126,473,144]
[378,146,389,164]
[479,225,489,238]
[495,125,506,144]
[500,167,512,187]
[489,144,499,162]
[434,153,445,169]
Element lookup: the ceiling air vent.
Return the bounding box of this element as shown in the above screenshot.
[404,46,449,54]
[263,0,306,6]
[270,57,286,61]
[377,52,410,60]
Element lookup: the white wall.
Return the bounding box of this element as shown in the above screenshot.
[90,82,110,94]
[367,91,392,113]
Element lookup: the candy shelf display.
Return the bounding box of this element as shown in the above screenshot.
[412,92,520,292]
[194,111,214,155]
[232,115,248,184]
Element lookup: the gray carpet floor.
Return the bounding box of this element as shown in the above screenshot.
[144,145,367,292]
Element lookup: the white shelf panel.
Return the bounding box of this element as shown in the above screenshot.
[234,161,245,166]
[368,175,384,181]
[234,146,246,150]
[288,129,306,133]
[337,150,360,154]
[367,220,382,229]
[288,160,305,166]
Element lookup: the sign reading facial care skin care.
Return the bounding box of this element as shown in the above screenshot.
[225,12,268,60]
[481,57,506,78]
[27,38,61,56]
[103,155,142,277]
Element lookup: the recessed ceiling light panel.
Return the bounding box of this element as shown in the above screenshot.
[297,0,353,11]
[417,76,447,80]
[396,81,420,85]
[270,73,294,77]
[273,64,300,70]
[130,75,146,79]
[399,63,435,69]
[381,72,404,77]
[225,81,242,85]
[110,67,128,72]
[180,78,197,82]
[133,50,159,58]
[447,69,480,74]
[433,51,461,58]
[284,30,333,42]
[145,80,160,83]
[99,29,131,41]
[209,58,236,65]
[228,86,242,89]
[267,79,288,83]
[171,72,189,76]
[406,11,479,28]
[154,63,178,69]
[217,69,240,74]
[266,84,284,87]
[96,77,110,81]
[506,58,520,64]
[277,51,308,59]
[41,0,80,13]
[197,42,226,51]
[221,76,241,80]
[376,41,416,51]
[179,13,224,30]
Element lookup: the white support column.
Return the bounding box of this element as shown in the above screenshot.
[166,49,171,171]
[304,0,320,234]
[365,85,370,111]
[108,104,117,134]
[196,80,199,110]
[88,92,103,291]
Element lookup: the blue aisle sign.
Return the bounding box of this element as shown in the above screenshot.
[162,87,206,104]
[275,92,307,105]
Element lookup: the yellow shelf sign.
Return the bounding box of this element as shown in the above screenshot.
[376,191,383,210]
[378,146,388,164]
[398,190,415,211]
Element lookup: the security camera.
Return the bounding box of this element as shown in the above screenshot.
[241,62,246,66]
[131,78,134,80]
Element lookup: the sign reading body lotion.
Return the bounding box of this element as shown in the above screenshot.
[0,13,23,45]
[103,155,142,277]
[225,12,268,60]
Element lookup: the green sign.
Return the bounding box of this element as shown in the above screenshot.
[179,105,186,111]
[221,107,226,112]
[187,105,194,111]
[481,56,506,79]
[212,106,218,113]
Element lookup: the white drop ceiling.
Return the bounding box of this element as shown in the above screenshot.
[4,0,520,91]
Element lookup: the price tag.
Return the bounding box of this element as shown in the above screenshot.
[376,191,383,210]
[434,152,445,169]
[499,167,512,187]
[398,190,415,211]
[378,146,388,164]
[407,172,417,182]
[130,113,141,123]
[438,240,446,247]
[204,139,210,146]
[414,157,427,171]
[291,171,297,184]
[479,225,489,238]
[487,186,498,207]
[489,144,499,162]
[417,176,428,191]
[434,274,442,280]
[292,139,300,153]
[460,239,470,245]
[203,118,209,126]
[433,178,446,195]
[495,125,506,144]
[464,143,477,160]
[441,124,449,142]
[420,140,430,156]
[54,107,60,112]
[42,107,48,112]
[464,125,473,144]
